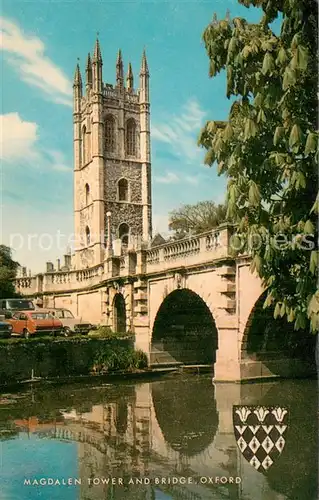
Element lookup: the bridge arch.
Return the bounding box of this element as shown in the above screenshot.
[151,376,219,457]
[151,288,218,365]
[241,291,316,362]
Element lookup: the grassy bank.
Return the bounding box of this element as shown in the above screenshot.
[0,335,148,385]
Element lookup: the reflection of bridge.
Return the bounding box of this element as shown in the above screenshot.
[15,224,315,381]
[10,379,277,500]
[11,378,317,500]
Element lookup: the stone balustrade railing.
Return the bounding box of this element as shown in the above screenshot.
[14,225,234,296]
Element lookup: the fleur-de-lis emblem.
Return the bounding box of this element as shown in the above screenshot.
[253,407,269,423]
[235,407,251,423]
[272,407,288,423]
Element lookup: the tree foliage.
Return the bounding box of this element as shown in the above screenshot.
[169,201,228,239]
[0,245,20,299]
[198,0,318,332]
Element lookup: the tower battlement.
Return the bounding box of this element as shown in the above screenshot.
[73,41,152,270]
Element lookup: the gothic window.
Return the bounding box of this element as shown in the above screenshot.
[119,223,129,246]
[126,118,136,156]
[105,115,115,153]
[85,226,90,246]
[118,178,128,202]
[82,125,87,165]
[85,183,90,206]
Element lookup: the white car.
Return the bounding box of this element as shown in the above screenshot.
[47,308,94,336]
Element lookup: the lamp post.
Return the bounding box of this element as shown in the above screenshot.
[106,211,112,255]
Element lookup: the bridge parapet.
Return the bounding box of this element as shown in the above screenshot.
[14,225,235,296]
[145,225,233,274]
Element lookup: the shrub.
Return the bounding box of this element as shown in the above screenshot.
[88,325,133,339]
[92,347,148,374]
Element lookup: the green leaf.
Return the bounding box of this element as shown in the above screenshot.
[279,302,286,318]
[254,254,262,273]
[248,181,261,206]
[287,308,295,322]
[242,44,251,59]
[304,219,314,234]
[289,124,303,148]
[273,126,284,145]
[283,67,297,90]
[304,132,317,155]
[262,52,275,75]
[310,192,319,214]
[257,108,266,123]
[276,46,288,65]
[274,302,281,319]
[309,251,318,275]
[204,149,215,166]
[254,92,263,107]
[223,123,234,142]
[244,118,258,140]
[209,60,216,77]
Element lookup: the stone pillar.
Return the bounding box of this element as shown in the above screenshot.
[214,320,241,381]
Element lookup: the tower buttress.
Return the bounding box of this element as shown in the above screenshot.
[73,63,83,267]
[139,50,152,242]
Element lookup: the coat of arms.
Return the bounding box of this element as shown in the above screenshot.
[233,406,289,473]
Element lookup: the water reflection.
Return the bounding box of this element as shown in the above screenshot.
[0,375,317,500]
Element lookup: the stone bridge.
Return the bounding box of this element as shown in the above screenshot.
[15,224,316,381]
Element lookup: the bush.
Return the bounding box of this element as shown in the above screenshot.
[88,325,133,339]
[92,347,148,374]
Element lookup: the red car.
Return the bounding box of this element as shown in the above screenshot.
[8,310,63,338]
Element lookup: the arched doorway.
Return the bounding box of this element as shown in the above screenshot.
[113,293,126,333]
[152,289,218,365]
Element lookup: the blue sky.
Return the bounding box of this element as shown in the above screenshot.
[0,0,278,271]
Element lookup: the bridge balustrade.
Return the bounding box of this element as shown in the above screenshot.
[14,225,234,296]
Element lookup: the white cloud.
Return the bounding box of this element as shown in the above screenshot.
[154,171,179,184]
[0,112,71,171]
[185,175,200,185]
[0,113,39,162]
[154,171,201,186]
[152,98,206,164]
[0,17,72,106]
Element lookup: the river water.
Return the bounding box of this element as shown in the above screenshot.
[0,374,317,500]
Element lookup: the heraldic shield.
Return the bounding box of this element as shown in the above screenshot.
[233,406,289,473]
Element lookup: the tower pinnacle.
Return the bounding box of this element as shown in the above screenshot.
[140,49,149,76]
[73,63,82,86]
[93,38,102,63]
[116,49,124,87]
[86,53,92,89]
[126,62,134,91]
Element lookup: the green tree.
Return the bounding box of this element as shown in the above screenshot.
[198,0,318,332]
[169,201,228,239]
[0,245,20,299]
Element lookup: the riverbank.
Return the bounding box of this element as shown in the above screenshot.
[0,336,150,387]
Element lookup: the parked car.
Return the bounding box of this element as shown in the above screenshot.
[7,311,63,338]
[0,298,35,312]
[0,318,13,338]
[47,308,94,336]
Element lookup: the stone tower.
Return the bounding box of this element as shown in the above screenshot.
[73,40,152,269]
